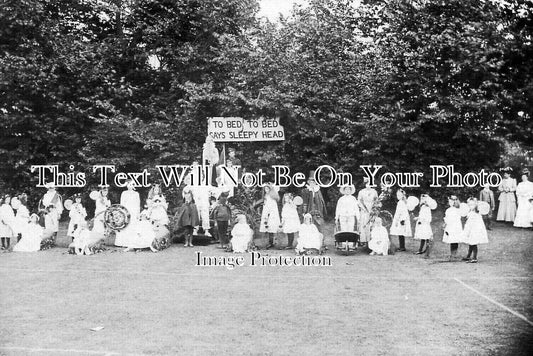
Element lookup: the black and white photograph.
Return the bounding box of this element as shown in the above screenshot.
[0,0,532,355]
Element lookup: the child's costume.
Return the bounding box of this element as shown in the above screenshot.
[68,202,87,236]
[13,222,43,252]
[368,225,390,255]
[414,205,433,240]
[231,221,253,253]
[463,211,489,245]
[259,195,280,234]
[281,201,300,234]
[443,206,463,244]
[390,200,412,237]
[295,222,322,253]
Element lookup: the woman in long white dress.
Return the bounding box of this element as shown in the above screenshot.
[230,215,253,253]
[295,213,322,254]
[497,170,517,222]
[114,180,140,247]
[514,171,533,228]
[357,179,378,243]
[390,189,412,251]
[13,214,43,252]
[259,184,280,249]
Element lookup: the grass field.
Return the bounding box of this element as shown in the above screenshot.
[0,219,532,356]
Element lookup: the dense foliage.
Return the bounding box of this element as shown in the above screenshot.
[1,0,531,207]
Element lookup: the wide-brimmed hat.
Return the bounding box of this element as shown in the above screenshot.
[339,184,356,195]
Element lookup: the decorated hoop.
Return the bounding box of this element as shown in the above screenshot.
[10,197,21,210]
[104,204,131,231]
[427,198,438,210]
[406,196,419,211]
[64,199,73,210]
[293,196,303,206]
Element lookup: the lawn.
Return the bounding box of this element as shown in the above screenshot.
[0,219,532,356]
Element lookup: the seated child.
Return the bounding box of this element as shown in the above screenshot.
[124,211,157,252]
[295,213,322,254]
[69,220,105,255]
[368,217,390,256]
[230,215,253,253]
[13,214,43,252]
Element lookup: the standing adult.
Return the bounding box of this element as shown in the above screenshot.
[301,171,327,232]
[93,187,111,234]
[357,178,378,244]
[496,168,517,223]
[114,180,140,247]
[335,185,359,233]
[202,136,219,185]
[514,169,533,228]
[38,183,63,226]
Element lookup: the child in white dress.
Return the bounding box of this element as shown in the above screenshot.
[11,194,30,242]
[462,198,489,263]
[13,214,43,252]
[67,194,87,241]
[390,189,412,251]
[443,195,464,261]
[414,194,435,255]
[230,215,253,253]
[295,213,322,254]
[259,184,280,249]
[368,217,390,256]
[280,193,300,249]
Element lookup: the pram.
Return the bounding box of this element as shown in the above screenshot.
[334,221,360,255]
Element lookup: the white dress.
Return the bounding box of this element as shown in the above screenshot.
[281,203,300,234]
[259,196,280,233]
[443,207,463,244]
[514,181,533,228]
[295,223,322,252]
[463,211,488,245]
[67,203,87,236]
[0,203,15,238]
[13,223,43,252]
[414,205,433,240]
[93,195,111,233]
[368,225,390,255]
[390,200,412,237]
[335,195,360,233]
[497,178,517,222]
[126,220,156,249]
[114,190,140,247]
[72,228,105,255]
[231,222,253,253]
[13,205,30,235]
[358,188,378,242]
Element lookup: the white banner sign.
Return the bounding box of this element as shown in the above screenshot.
[208,117,285,142]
